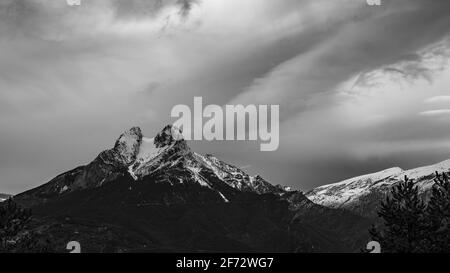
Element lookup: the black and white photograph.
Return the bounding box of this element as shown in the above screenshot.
[0,0,449,263]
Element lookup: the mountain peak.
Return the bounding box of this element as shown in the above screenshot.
[17,124,288,206]
[127,125,189,180]
[154,125,184,148]
[113,127,143,164]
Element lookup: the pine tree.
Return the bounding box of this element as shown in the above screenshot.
[369,176,427,253]
[370,172,450,253]
[0,199,54,253]
[424,172,450,252]
[0,198,32,251]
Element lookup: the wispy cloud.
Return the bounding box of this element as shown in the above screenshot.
[425,96,450,104]
[1,0,450,193]
[419,109,450,117]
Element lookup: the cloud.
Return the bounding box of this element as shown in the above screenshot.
[425,96,450,104]
[419,109,450,117]
[229,0,450,117]
[1,0,450,193]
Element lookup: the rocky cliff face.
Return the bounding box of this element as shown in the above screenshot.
[15,125,287,207]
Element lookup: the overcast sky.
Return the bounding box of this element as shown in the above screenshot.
[1,0,450,194]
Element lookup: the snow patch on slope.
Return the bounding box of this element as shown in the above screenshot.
[128,137,177,180]
[217,191,230,202]
[402,159,450,192]
[308,167,403,208]
[186,164,212,188]
[0,194,12,202]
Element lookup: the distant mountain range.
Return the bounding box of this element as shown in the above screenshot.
[11,124,448,252]
[306,160,450,218]
[12,125,372,253]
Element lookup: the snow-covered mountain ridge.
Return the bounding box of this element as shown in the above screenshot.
[306,159,450,217]
[17,125,288,206]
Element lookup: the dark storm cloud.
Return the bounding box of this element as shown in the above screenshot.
[232,0,450,114]
[112,0,198,19]
[1,0,450,193]
[0,0,198,39]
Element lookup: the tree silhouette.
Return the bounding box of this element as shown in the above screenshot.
[0,199,54,253]
[0,198,31,251]
[370,173,450,253]
[424,172,450,252]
